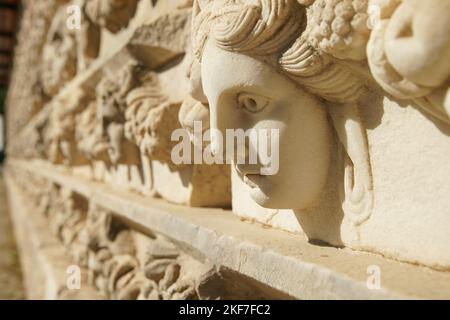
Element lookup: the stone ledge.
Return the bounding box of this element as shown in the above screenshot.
[5,172,102,300]
[8,159,450,300]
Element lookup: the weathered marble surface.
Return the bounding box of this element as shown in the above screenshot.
[4,0,450,300]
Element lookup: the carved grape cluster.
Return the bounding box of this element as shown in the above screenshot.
[306,0,370,60]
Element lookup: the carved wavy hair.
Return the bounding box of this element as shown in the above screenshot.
[192,0,366,104]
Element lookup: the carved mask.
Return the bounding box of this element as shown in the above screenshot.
[201,41,331,209]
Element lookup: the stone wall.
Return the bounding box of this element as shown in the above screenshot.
[4,0,450,299]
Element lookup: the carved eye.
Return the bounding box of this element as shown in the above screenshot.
[237,93,269,114]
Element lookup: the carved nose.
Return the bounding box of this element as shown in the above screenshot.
[208,101,254,163]
[209,111,226,158]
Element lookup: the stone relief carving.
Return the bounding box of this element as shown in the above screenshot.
[41,4,79,97]
[6,0,62,141]
[191,0,373,227]
[120,59,231,207]
[123,62,183,165]
[82,204,139,299]
[76,0,102,72]
[127,8,192,69]
[189,0,450,268]
[96,63,142,166]
[12,0,232,207]
[83,205,218,300]
[75,101,111,163]
[12,172,91,267]
[41,1,102,97]
[8,108,51,160]
[8,0,450,276]
[85,0,139,33]
[366,0,450,124]
[10,169,261,299]
[51,187,91,266]
[43,89,90,166]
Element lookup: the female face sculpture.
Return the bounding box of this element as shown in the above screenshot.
[191,0,373,219]
[201,41,331,209]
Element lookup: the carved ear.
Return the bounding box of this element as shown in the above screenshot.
[328,103,373,227]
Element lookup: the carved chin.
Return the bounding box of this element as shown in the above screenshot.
[249,188,272,209]
[244,175,293,209]
[244,175,275,209]
[245,175,318,210]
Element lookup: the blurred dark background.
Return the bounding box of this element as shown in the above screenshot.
[0,0,20,164]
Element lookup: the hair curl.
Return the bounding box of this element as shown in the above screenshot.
[192,0,368,104]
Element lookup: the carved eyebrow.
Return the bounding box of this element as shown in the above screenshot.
[219,84,271,99]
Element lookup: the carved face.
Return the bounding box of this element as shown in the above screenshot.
[96,76,140,166]
[41,6,77,96]
[201,41,331,209]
